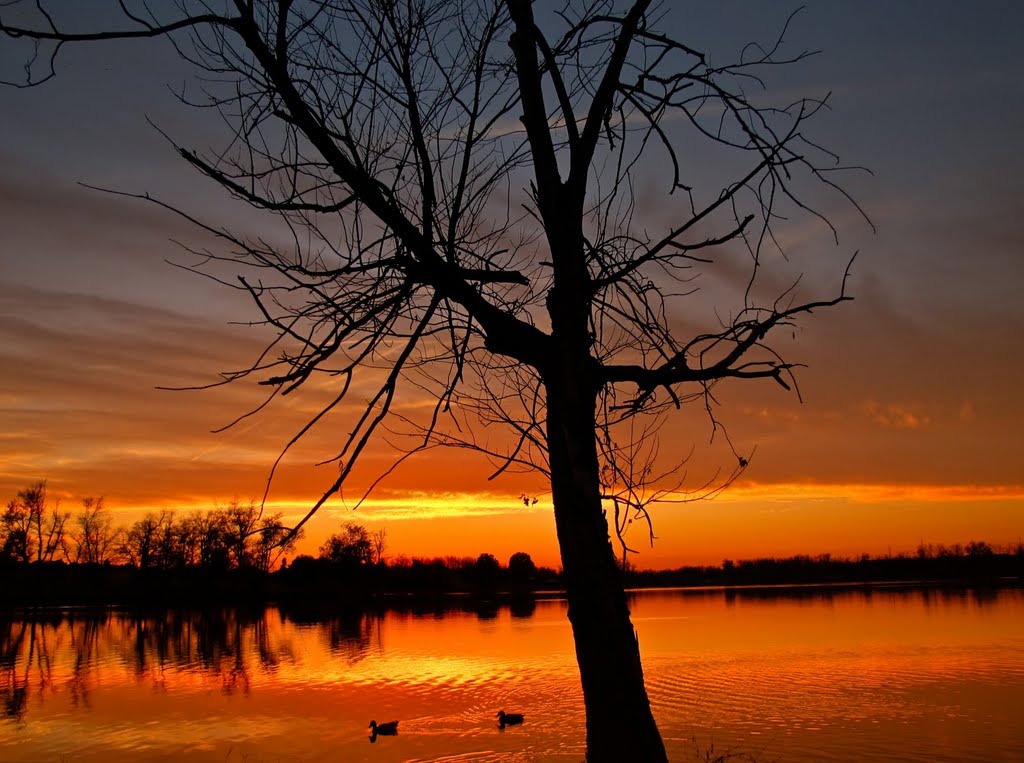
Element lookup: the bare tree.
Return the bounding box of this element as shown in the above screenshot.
[2,482,69,564]
[1,497,31,564]
[1,2,867,757]
[222,500,262,569]
[370,527,387,565]
[191,510,232,570]
[216,499,298,570]
[72,497,123,565]
[252,514,299,572]
[121,511,174,570]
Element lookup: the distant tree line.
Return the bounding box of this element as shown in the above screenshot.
[627,542,1024,588]
[2,480,296,572]
[0,481,561,605]
[2,481,1020,607]
[0,483,555,586]
[282,526,557,595]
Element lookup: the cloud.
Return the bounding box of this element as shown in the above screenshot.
[0,282,543,512]
[863,400,930,430]
[717,481,1024,505]
[0,284,288,495]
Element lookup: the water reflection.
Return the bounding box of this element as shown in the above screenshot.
[1,621,30,724]
[677,581,1016,608]
[0,595,555,727]
[1,587,1022,762]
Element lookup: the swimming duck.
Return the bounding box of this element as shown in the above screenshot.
[368,719,399,735]
[497,710,524,728]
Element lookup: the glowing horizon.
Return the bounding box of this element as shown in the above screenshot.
[16,479,1021,570]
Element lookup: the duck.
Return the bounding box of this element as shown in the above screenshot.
[368,719,399,736]
[496,710,524,728]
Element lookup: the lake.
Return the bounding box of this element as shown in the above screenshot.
[2,585,1022,762]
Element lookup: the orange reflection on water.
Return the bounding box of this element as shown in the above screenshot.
[1,601,587,762]
[632,586,1024,760]
[2,588,1023,762]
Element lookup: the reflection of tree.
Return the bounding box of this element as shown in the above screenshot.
[254,614,280,672]
[67,610,110,710]
[0,617,29,725]
[1,680,26,724]
[0,613,61,725]
[122,608,273,690]
[136,608,257,694]
[0,607,308,719]
[220,614,250,697]
[473,599,500,621]
[278,604,381,666]
[1,599,559,724]
[326,611,372,664]
[193,609,236,672]
[509,595,537,619]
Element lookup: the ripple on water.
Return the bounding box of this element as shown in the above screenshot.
[4,591,1024,762]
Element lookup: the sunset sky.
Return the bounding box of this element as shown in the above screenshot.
[1,1,1022,569]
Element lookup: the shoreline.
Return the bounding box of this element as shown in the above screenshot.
[3,571,1020,613]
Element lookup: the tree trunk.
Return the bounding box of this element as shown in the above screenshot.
[545,370,668,762]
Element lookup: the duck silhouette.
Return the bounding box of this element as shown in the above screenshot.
[496,710,524,729]
[368,719,399,741]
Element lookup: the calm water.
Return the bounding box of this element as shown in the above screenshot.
[2,586,1023,762]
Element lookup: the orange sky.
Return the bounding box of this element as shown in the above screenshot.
[1,3,1022,569]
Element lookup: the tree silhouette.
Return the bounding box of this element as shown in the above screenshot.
[319,522,374,568]
[473,551,502,587]
[2,482,68,564]
[508,550,537,583]
[120,511,174,570]
[370,527,387,565]
[71,497,122,565]
[1,2,866,758]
